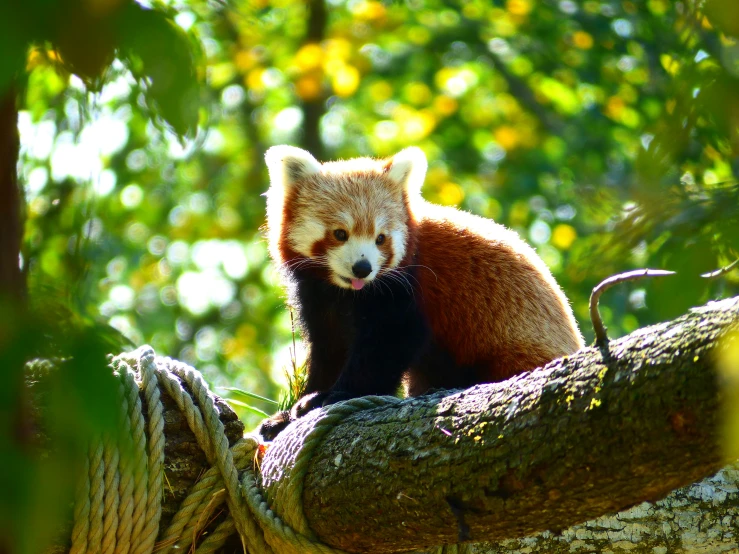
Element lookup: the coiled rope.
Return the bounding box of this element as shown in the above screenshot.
[68,345,469,554]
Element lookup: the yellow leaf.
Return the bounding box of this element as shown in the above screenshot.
[438,182,464,206]
[395,106,436,141]
[295,43,323,72]
[506,0,533,16]
[352,1,387,21]
[432,95,458,116]
[660,53,680,76]
[331,65,360,97]
[47,49,63,63]
[246,68,265,92]
[296,73,323,101]
[572,31,594,49]
[234,50,257,72]
[604,96,625,119]
[494,125,520,150]
[324,39,352,62]
[26,49,46,71]
[552,224,577,250]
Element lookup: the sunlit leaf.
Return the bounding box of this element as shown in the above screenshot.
[220,386,279,405]
[224,397,270,418]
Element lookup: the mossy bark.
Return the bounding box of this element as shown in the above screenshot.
[260,297,739,553]
[474,462,739,553]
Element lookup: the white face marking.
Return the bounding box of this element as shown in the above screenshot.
[289,218,325,258]
[265,146,424,288]
[286,206,407,289]
[270,161,411,289]
[327,237,385,289]
[389,229,406,266]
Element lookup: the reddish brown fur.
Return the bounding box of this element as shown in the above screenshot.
[405,201,583,392]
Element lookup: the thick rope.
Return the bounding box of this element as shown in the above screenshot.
[135,347,164,554]
[101,432,120,554]
[68,345,471,554]
[70,454,90,554]
[112,361,136,554]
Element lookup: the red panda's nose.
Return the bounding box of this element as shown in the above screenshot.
[352,259,372,278]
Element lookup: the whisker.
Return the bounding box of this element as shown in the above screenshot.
[390,268,421,288]
[280,256,330,272]
[379,269,415,300]
[400,264,438,282]
[378,277,395,299]
[281,254,329,263]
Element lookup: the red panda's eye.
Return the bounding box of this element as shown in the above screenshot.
[334,229,348,241]
[376,234,386,245]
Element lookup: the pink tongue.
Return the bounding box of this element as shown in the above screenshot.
[351,279,365,290]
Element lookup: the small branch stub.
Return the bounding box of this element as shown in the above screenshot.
[589,269,676,347]
[701,258,739,279]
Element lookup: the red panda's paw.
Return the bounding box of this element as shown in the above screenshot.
[292,390,354,419]
[259,392,356,440]
[257,410,291,441]
[291,391,331,419]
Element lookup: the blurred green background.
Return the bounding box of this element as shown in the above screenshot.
[1,0,738,551]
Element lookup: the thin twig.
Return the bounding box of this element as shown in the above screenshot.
[590,269,676,348]
[701,258,739,279]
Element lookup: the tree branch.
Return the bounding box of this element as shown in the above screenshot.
[0,83,23,304]
[589,269,676,347]
[260,296,739,553]
[299,0,327,159]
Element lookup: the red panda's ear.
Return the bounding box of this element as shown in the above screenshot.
[265,145,322,190]
[386,147,427,195]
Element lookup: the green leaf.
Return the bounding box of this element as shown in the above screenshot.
[0,2,32,94]
[704,0,739,37]
[51,0,121,83]
[117,2,201,137]
[224,397,270,418]
[219,386,280,405]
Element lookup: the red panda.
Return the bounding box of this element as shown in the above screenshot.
[258,146,583,439]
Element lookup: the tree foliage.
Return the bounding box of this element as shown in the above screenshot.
[2,0,739,552]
